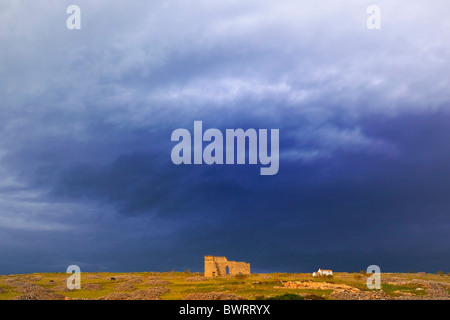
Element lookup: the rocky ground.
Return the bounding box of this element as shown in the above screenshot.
[98,287,170,300]
[330,279,450,300]
[0,272,448,300]
[183,292,244,300]
[0,274,172,300]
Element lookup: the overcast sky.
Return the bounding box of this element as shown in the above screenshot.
[0,0,449,274]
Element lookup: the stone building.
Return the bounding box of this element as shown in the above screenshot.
[204,256,251,277]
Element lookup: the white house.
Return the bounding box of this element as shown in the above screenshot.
[312,268,333,276]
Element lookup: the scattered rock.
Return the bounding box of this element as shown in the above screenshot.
[52,283,102,292]
[114,282,136,292]
[281,280,360,292]
[52,285,73,292]
[131,287,170,300]
[98,292,129,300]
[394,290,414,296]
[183,292,244,300]
[331,290,390,300]
[7,281,52,294]
[83,283,103,291]
[19,276,42,282]
[411,280,450,300]
[11,292,66,300]
[143,279,171,286]
[99,287,170,300]
[125,278,143,285]
[186,276,208,282]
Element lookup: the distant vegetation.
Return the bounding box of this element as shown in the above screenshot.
[1,271,449,300]
[312,275,333,280]
[265,293,304,300]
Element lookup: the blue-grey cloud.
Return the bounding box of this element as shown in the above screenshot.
[0,0,449,274]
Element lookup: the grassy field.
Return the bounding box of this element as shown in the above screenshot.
[0,271,448,300]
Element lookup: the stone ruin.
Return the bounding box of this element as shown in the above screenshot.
[204,256,251,277]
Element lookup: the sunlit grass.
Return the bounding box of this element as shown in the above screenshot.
[0,272,448,300]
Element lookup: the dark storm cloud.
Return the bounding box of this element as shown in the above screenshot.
[28,111,448,273]
[0,0,449,274]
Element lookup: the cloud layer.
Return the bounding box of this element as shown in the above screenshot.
[0,0,449,274]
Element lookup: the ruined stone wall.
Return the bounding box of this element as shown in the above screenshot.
[204,256,250,277]
[204,256,227,277]
[228,261,250,275]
